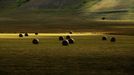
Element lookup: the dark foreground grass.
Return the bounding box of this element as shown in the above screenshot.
[0,35,134,75]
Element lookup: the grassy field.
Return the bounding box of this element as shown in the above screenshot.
[0,19,133,35]
[0,0,134,75]
[0,33,134,75]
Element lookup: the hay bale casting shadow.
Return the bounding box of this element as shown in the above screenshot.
[102,17,106,20]
[35,33,38,35]
[110,37,116,42]
[69,31,73,34]
[19,33,23,37]
[25,33,29,36]
[66,35,71,39]
[62,40,69,46]
[102,36,107,41]
[32,39,39,44]
[68,38,74,44]
[59,36,64,41]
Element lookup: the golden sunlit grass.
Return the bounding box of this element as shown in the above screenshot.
[0,34,133,75]
[0,32,104,38]
[0,0,133,74]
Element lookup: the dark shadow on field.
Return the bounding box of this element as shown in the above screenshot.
[0,70,9,75]
[0,56,134,75]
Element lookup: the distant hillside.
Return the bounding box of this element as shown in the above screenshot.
[0,0,134,20]
[0,0,133,11]
[21,0,90,9]
[0,0,134,33]
[81,0,134,20]
[0,0,96,15]
[0,0,17,9]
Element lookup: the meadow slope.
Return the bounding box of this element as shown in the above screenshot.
[0,34,134,75]
[0,0,134,33]
[81,0,134,20]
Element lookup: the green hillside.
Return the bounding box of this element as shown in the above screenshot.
[0,0,134,33]
[81,0,134,20]
[0,0,16,8]
[22,0,86,9]
[0,0,96,16]
[0,0,133,20]
[0,0,93,10]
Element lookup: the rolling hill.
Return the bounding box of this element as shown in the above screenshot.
[0,0,133,20]
[21,0,86,9]
[0,0,16,8]
[0,0,134,33]
[81,0,134,20]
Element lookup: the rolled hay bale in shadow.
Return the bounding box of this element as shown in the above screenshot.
[59,36,64,41]
[69,31,73,34]
[110,37,116,42]
[68,38,74,44]
[66,35,71,39]
[102,17,106,20]
[25,33,29,36]
[35,33,38,35]
[102,36,107,41]
[32,38,39,44]
[19,33,23,37]
[62,40,69,46]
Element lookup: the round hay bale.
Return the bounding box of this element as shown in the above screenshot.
[110,37,116,42]
[68,38,74,44]
[102,17,106,20]
[35,33,38,35]
[62,40,69,46]
[19,33,23,37]
[59,36,64,41]
[25,33,29,36]
[32,39,39,44]
[102,36,107,41]
[69,31,73,34]
[66,35,71,39]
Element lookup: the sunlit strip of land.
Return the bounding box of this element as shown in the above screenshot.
[0,32,104,38]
